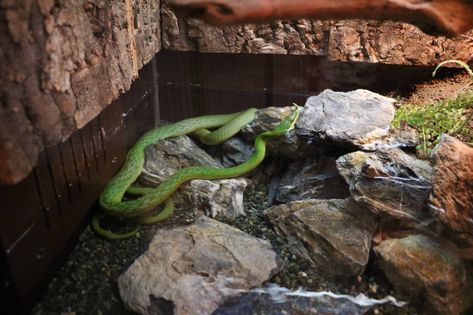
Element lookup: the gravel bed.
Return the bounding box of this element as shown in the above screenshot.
[34,170,419,315]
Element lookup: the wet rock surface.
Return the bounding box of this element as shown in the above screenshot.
[265,198,377,276]
[429,135,473,243]
[374,234,473,315]
[336,149,433,226]
[118,216,283,315]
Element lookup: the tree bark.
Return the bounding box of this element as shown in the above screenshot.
[169,0,473,37]
[0,0,160,185]
[162,2,473,65]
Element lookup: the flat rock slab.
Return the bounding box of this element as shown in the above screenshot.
[297,89,395,150]
[264,198,376,276]
[429,135,473,243]
[374,234,473,315]
[118,216,282,315]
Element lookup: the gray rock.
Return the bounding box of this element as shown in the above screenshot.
[265,198,377,276]
[297,89,396,150]
[357,124,421,151]
[241,90,403,157]
[213,284,406,315]
[221,137,255,167]
[336,149,433,226]
[374,234,473,315]
[190,178,247,219]
[118,216,283,315]
[139,135,247,216]
[274,155,350,203]
[242,106,312,158]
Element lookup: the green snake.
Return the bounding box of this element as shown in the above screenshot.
[93,105,300,239]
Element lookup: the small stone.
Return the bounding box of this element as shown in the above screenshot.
[369,283,378,294]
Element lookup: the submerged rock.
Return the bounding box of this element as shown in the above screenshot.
[212,284,406,315]
[139,135,248,217]
[264,198,377,276]
[118,216,282,315]
[274,155,350,203]
[336,149,433,227]
[429,135,473,243]
[374,234,473,315]
[297,89,396,150]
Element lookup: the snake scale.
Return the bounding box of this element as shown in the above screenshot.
[93,105,300,239]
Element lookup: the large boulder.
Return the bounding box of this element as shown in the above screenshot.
[429,135,473,244]
[241,89,414,157]
[118,216,282,315]
[374,234,473,315]
[296,89,396,150]
[264,198,377,276]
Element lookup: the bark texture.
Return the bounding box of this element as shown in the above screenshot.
[169,0,473,36]
[0,0,160,184]
[163,3,473,65]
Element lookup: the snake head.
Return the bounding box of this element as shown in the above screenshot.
[288,103,300,130]
[270,104,301,135]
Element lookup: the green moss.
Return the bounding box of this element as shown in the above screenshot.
[392,60,473,154]
[392,92,473,153]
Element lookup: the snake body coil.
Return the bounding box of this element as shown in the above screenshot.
[94,106,300,239]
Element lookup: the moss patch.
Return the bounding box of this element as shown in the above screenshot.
[392,92,473,153]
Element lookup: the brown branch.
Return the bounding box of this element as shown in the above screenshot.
[169,0,473,37]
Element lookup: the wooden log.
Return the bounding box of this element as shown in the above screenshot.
[0,0,161,185]
[169,0,473,36]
